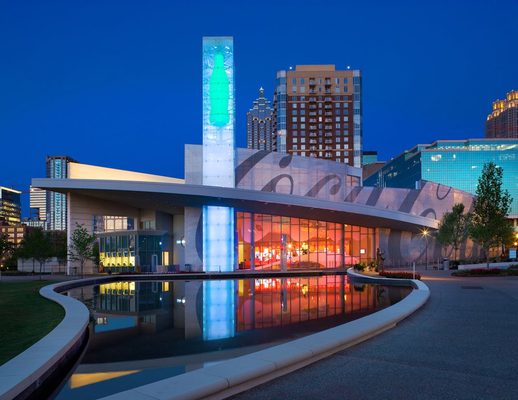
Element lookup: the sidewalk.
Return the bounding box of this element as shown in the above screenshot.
[232,268,518,400]
[0,274,87,282]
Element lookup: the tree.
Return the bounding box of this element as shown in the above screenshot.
[437,203,469,263]
[0,233,13,269]
[68,223,97,277]
[18,228,52,279]
[469,162,513,267]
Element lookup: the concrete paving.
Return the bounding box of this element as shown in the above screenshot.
[232,269,518,400]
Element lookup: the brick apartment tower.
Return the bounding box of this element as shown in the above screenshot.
[486,90,518,138]
[273,65,362,167]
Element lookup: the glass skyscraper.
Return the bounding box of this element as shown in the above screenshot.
[364,138,518,223]
[46,156,76,230]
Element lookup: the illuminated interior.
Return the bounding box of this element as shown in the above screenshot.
[237,212,375,270]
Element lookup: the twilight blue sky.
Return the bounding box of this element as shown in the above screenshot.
[1,0,517,215]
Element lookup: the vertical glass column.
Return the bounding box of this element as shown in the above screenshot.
[202,36,236,272]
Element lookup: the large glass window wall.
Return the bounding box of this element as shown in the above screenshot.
[236,212,375,270]
[99,234,164,272]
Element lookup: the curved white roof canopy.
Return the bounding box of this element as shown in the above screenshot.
[33,178,438,233]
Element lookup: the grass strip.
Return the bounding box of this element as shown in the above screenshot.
[0,281,65,365]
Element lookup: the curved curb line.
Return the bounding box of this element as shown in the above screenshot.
[100,269,430,400]
[0,281,90,400]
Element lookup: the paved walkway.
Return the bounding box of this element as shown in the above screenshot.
[233,269,518,400]
[0,274,82,282]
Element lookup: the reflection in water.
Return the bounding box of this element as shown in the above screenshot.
[203,280,235,340]
[59,277,410,400]
[68,276,408,362]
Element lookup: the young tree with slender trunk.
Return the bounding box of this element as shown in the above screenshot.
[437,203,469,263]
[469,162,513,267]
[68,223,97,277]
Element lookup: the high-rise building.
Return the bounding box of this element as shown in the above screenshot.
[486,90,518,138]
[247,87,275,150]
[29,186,46,221]
[274,65,362,167]
[364,138,518,227]
[46,156,76,231]
[0,187,21,226]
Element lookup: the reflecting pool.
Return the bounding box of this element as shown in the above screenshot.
[56,276,410,399]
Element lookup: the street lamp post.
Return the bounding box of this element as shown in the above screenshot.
[421,228,430,270]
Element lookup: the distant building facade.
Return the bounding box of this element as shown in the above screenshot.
[362,151,385,181]
[0,187,21,226]
[0,224,27,246]
[486,90,518,138]
[247,87,275,150]
[46,156,76,231]
[362,150,378,165]
[364,138,518,226]
[29,186,46,221]
[274,65,362,167]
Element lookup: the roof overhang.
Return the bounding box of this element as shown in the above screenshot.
[32,178,438,233]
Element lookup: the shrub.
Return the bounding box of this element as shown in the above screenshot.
[353,262,366,272]
[450,260,460,269]
[452,268,504,277]
[379,271,421,280]
[469,268,502,275]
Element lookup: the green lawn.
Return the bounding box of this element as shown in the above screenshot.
[0,281,65,365]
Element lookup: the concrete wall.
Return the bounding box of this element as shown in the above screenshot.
[67,193,141,274]
[69,162,184,184]
[184,207,203,271]
[172,214,185,266]
[18,257,67,274]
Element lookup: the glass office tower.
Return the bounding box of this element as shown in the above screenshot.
[0,187,21,226]
[364,138,518,223]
